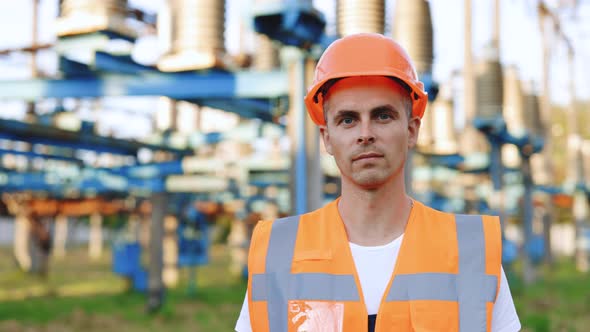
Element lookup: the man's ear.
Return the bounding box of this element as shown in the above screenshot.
[319,125,333,155]
[407,116,421,149]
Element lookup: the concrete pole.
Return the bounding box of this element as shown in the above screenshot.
[170,98,178,132]
[135,213,152,250]
[564,47,590,271]
[489,141,506,232]
[463,0,475,124]
[25,0,39,124]
[287,48,322,214]
[541,196,553,263]
[305,57,324,210]
[13,214,32,271]
[128,213,140,241]
[31,0,38,78]
[88,212,103,260]
[538,4,556,265]
[521,153,537,284]
[53,214,68,259]
[162,215,179,288]
[460,0,487,162]
[492,0,500,51]
[147,192,167,312]
[228,214,248,277]
[27,222,42,275]
[574,190,589,272]
[139,213,151,249]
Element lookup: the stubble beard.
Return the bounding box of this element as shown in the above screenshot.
[349,163,392,190]
[348,157,406,190]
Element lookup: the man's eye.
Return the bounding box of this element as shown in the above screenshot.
[378,113,392,120]
[342,118,354,124]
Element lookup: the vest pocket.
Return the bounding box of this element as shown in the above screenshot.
[409,300,458,331]
[287,300,344,332]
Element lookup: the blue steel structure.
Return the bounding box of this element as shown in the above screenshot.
[0,148,83,165]
[253,1,326,49]
[518,136,546,264]
[112,241,148,292]
[254,2,446,215]
[1,55,289,102]
[111,193,212,294]
[413,110,553,265]
[293,55,309,215]
[0,21,292,193]
[0,15,294,303]
[0,2,341,312]
[474,116,514,264]
[0,118,192,156]
[254,1,330,215]
[473,114,549,265]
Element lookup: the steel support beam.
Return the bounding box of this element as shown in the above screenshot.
[286,49,322,215]
[0,148,83,164]
[0,70,289,101]
[147,192,167,312]
[0,119,191,156]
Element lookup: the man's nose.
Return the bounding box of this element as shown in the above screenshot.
[357,135,376,144]
[357,123,376,144]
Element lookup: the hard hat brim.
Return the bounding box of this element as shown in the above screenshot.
[304,70,428,126]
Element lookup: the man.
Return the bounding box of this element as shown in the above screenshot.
[235,33,520,332]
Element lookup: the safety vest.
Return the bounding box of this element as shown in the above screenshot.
[247,199,502,332]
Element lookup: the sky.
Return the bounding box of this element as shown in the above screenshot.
[0,0,588,135]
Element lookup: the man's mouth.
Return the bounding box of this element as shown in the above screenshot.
[352,152,383,161]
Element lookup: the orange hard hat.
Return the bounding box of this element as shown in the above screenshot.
[304,33,428,126]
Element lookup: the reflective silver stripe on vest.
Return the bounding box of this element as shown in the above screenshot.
[387,273,458,301]
[252,273,359,301]
[456,214,497,331]
[251,216,359,332]
[386,214,498,332]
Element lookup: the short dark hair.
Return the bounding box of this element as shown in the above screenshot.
[318,76,414,124]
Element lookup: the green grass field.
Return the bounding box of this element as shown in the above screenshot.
[0,245,246,331]
[1,245,589,331]
[508,261,590,332]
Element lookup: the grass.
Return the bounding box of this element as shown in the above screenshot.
[0,245,246,332]
[1,245,590,331]
[509,260,590,332]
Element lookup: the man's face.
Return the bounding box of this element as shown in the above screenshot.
[319,76,421,190]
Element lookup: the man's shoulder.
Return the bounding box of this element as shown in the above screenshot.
[252,219,274,235]
[417,199,499,221]
[277,200,336,223]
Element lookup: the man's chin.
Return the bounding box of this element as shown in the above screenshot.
[352,174,389,190]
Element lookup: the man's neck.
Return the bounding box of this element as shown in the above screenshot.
[337,176,413,246]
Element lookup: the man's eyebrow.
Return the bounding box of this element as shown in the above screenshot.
[370,104,399,115]
[334,110,359,117]
[330,110,358,124]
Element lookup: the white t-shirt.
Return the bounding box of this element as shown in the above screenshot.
[235,235,521,331]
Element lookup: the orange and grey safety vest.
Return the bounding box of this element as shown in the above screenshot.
[247,199,502,331]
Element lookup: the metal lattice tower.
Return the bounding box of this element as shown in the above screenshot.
[336,0,385,36]
[392,0,433,74]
